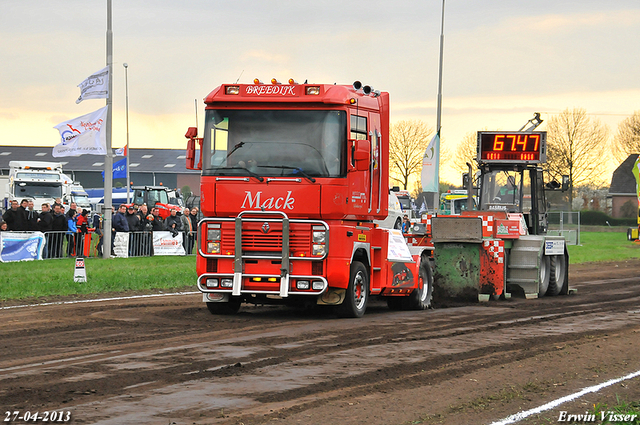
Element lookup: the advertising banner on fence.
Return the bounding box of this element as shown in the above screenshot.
[0,232,45,262]
[153,231,185,256]
[113,232,130,258]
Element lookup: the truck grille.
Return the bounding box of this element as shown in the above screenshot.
[220,222,311,253]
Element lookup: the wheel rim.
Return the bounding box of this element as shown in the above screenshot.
[353,271,366,310]
[540,256,549,284]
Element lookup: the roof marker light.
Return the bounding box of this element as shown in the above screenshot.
[271,78,281,85]
[348,98,356,105]
[253,78,263,84]
[288,78,298,85]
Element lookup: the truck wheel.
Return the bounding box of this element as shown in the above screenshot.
[546,254,567,296]
[538,254,550,297]
[405,260,433,310]
[394,218,402,230]
[206,298,241,315]
[337,261,369,318]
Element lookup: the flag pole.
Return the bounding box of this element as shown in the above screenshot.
[433,0,445,211]
[124,63,130,204]
[103,0,113,258]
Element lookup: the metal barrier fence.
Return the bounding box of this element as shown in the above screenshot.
[547,210,581,245]
[35,230,198,259]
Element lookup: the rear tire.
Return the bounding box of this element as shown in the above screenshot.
[206,298,241,315]
[337,261,369,318]
[405,259,433,310]
[546,254,568,296]
[538,254,550,297]
[394,218,402,230]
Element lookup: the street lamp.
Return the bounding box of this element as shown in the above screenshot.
[124,63,130,203]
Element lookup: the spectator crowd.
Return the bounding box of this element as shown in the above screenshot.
[1,198,199,259]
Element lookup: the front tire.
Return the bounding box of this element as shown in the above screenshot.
[337,261,369,318]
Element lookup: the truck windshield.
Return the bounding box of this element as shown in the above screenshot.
[202,109,347,178]
[16,183,62,199]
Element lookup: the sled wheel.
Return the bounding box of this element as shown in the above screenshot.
[538,254,550,297]
[546,254,568,296]
[337,261,369,318]
[206,298,241,315]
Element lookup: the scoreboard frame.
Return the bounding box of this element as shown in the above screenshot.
[477,131,547,164]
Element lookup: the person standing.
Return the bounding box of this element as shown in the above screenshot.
[180,208,192,254]
[112,204,129,255]
[26,200,39,231]
[150,207,165,231]
[38,203,53,258]
[125,205,140,256]
[165,208,182,237]
[67,210,78,257]
[3,200,26,231]
[51,204,67,258]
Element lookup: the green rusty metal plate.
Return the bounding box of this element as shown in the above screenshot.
[433,242,481,299]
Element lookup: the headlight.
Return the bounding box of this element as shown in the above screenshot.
[205,278,219,288]
[312,244,325,256]
[296,280,310,290]
[207,229,221,240]
[312,281,324,291]
[207,242,220,254]
[312,231,326,243]
[221,279,233,288]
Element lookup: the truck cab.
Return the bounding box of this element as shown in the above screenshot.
[186,80,430,317]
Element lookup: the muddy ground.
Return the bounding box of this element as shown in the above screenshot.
[1,259,639,425]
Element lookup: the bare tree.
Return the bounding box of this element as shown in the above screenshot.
[546,108,610,206]
[389,120,434,190]
[613,110,640,162]
[451,130,489,186]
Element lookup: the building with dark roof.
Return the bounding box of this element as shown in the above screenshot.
[0,146,201,195]
[608,154,639,218]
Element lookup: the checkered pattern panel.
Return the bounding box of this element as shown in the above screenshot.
[483,239,505,264]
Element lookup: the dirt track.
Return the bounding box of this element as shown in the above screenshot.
[1,259,640,425]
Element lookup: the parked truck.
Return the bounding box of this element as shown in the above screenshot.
[185,79,431,317]
[3,161,70,211]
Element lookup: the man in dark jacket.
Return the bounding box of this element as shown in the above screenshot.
[2,200,28,231]
[38,203,53,259]
[51,204,67,258]
[164,208,182,237]
[26,200,39,231]
[150,207,165,231]
[112,204,130,256]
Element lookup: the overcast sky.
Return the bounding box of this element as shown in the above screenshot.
[1,1,638,184]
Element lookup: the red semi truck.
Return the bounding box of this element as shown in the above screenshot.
[185,79,432,317]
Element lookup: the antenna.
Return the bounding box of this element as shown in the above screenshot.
[235,69,244,84]
[194,99,198,135]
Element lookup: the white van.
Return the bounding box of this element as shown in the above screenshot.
[374,191,404,230]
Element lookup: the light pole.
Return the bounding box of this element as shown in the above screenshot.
[124,62,130,203]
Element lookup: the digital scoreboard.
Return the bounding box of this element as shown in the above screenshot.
[477,131,546,163]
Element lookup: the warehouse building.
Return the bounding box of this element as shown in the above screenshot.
[0,146,201,195]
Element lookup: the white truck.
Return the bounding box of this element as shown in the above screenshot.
[3,161,70,211]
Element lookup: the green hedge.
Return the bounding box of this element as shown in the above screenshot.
[579,210,637,226]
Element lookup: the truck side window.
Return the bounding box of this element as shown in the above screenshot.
[350,115,367,140]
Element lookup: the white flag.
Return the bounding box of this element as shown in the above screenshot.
[76,67,109,104]
[53,106,108,157]
[420,131,440,193]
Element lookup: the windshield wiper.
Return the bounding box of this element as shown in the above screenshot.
[218,166,264,182]
[262,166,316,183]
[226,141,245,158]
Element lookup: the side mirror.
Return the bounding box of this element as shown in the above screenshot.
[185,127,202,170]
[353,139,370,171]
[562,175,569,191]
[391,186,400,192]
[462,173,469,188]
